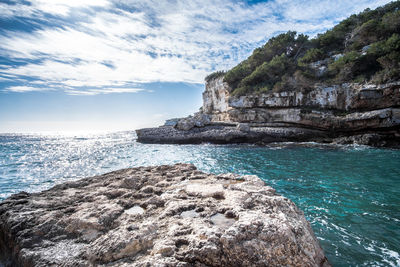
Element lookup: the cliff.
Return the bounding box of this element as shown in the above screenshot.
[136,77,399,147]
[0,164,329,266]
[203,77,400,132]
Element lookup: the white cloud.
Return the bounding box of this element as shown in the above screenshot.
[4,84,144,94]
[278,0,394,22]
[32,0,110,16]
[65,87,144,95]
[0,0,393,95]
[0,0,109,19]
[4,85,53,92]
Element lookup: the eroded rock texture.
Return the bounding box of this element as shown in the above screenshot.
[137,77,400,147]
[0,164,329,266]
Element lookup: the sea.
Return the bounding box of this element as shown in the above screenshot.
[0,131,399,266]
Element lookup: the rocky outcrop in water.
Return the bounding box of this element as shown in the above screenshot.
[136,77,400,147]
[0,164,329,266]
[136,124,329,144]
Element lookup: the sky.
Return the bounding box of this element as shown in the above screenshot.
[0,0,393,133]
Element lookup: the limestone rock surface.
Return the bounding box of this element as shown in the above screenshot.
[136,125,330,145]
[0,164,329,267]
[137,77,400,147]
[176,113,211,131]
[236,123,250,132]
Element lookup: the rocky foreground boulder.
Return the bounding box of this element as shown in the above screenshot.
[0,164,329,266]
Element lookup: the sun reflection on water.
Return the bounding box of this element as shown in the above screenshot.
[0,131,399,266]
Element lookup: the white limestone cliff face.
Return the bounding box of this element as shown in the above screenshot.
[203,77,231,114]
[202,77,400,131]
[228,82,400,111]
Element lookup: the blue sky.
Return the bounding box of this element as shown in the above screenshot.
[0,0,392,133]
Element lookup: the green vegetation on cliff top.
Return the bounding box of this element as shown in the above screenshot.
[207,1,400,96]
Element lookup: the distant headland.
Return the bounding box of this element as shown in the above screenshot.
[137,2,400,147]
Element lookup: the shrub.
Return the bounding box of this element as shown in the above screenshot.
[231,86,253,96]
[328,51,361,82]
[329,51,360,72]
[377,51,400,69]
[224,32,308,92]
[381,10,400,34]
[257,86,271,94]
[205,71,226,82]
[348,19,380,50]
[372,68,400,83]
[223,61,252,91]
[240,54,290,88]
[298,48,325,66]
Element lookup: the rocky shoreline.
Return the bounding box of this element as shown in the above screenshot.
[0,164,329,266]
[137,78,400,147]
[136,124,328,144]
[136,124,400,147]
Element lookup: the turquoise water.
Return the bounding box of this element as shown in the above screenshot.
[0,132,399,266]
